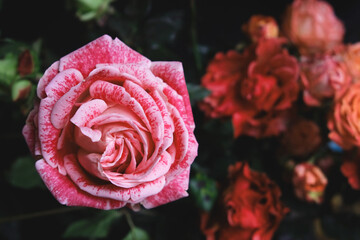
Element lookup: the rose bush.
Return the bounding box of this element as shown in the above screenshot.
[22,35,198,210]
[201,162,289,240]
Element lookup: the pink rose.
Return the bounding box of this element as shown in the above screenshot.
[300,54,351,106]
[283,0,345,56]
[292,162,328,204]
[22,35,198,210]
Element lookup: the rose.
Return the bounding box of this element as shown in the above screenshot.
[242,15,279,43]
[201,162,289,240]
[328,82,360,150]
[22,35,198,210]
[300,55,351,106]
[341,150,360,190]
[282,0,345,56]
[232,38,299,138]
[199,50,252,119]
[281,118,322,157]
[292,162,328,204]
[343,43,360,81]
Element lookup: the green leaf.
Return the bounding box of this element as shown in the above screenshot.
[187,83,210,105]
[7,156,43,189]
[63,210,122,238]
[0,53,18,86]
[11,79,32,101]
[190,172,218,212]
[123,227,150,240]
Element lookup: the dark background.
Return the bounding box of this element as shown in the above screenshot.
[1,0,360,239]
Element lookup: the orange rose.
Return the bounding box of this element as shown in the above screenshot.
[343,43,360,81]
[328,82,360,149]
[242,15,279,43]
[292,162,328,204]
[283,0,345,56]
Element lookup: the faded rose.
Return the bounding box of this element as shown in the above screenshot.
[292,162,328,204]
[242,15,279,43]
[328,82,360,150]
[22,35,198,210]
[300,55,351,106]
[201,162,289,240]
[283,0,345,56]
[281,118,322,157]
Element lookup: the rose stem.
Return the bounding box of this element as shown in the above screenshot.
[0,207,83,224]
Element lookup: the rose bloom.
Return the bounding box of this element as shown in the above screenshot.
[242,15,279,43]
[22,35,198,210]
[281,118,322,157]
[200,50,253,119]
[341,150,360,190]
[201,162,289,240]
[328,82,360,150]
[292,162,328,204]
[343,43,360,81]
[282,0,345,56]
[300,54,351,106]
[232,38,299,138]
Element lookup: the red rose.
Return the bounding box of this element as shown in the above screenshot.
[200,50,252,118]
[300,54,351,106]
[22,35,198,210]
[233,38,299,138]
[341,150,360,190]
[292,162,328,204]
[201,162,289,240]
[281,118,322,157]
[242,15,279,43]
[283,0,345,56]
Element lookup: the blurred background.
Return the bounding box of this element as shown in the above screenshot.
[1,0,360,239]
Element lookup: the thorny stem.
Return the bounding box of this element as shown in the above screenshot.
[0,207,83,224]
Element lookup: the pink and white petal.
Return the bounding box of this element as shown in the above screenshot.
[89,80,150,130]
[63,155,165,203]
[36,159,126,210]
[37,61,60,99]
[59,35,150,77]
[166,132,198,183]
[110,38,150,65]
[151,61,194,131]
[44,68,83,100]
[22,105,39,156]
[124,80,164,161]
[70,99,108,127]
[141,167,190,209]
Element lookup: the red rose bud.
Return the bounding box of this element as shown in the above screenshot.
[11,80,32,101]
[281,118,322,157]
[201,162,289,240]
[17,50,34,76]
[292,162,328,204]
[242,15,279,43]
[300,54,351,106]
[328,82,360,150]
[282,0,345,56]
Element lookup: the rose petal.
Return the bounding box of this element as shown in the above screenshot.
[36,159,125,210]
[37,61,60,99]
